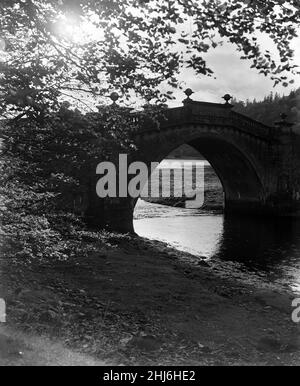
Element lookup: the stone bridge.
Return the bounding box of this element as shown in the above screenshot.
[85,95,300,232]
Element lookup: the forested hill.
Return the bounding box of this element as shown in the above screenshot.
[233,88,300,130]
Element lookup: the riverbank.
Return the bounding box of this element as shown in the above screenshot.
[142,185,224,212]
[1,233,300,366]
[141,162,224,212]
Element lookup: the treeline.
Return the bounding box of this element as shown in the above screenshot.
[233,88,300,129]
[167,144,204,159]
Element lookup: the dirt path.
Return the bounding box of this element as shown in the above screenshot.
[1,235,300,365]
[0,325,107,366]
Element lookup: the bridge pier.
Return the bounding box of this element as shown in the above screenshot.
[85,196,135,233]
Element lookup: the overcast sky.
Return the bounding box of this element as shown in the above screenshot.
[164,34,300,107]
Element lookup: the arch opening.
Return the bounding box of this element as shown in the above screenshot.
[133,136,265,225]
[133,144,224,219]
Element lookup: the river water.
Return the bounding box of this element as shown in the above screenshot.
[133,160,300,294]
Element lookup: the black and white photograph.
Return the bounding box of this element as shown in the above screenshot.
[1,0,300,370]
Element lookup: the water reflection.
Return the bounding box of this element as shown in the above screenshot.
[214,215,300,290]
[215,215,300,271]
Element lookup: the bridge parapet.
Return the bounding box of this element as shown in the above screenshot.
[138,100,273,141]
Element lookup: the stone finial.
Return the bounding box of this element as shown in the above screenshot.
[184,88,194,100]
[110,92,119,105]
[182,88,194,105]
[280,113,288,121]
[276,112,291,124]
[274,112,294,133]
[222,94,233,104]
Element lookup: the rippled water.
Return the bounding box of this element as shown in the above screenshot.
[134,160,300,293]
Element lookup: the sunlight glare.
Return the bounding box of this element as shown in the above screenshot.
[53,14,105,44]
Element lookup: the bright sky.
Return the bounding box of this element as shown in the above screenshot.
[2,4,300,109]
[166,36,300,106]
[49,6,300,108]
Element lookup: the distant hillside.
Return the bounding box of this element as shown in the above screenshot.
[166,144,204,159]
[233,88,300,130]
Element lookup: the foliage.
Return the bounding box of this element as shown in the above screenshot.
[233,88,300,130]
[0,104,141,261]
[0,0,299,118]
[0,0,300,262]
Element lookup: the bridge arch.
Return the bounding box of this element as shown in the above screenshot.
[85,99,299,232]
[133,128,266,222]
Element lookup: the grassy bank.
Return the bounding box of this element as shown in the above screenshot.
[142,165,224,212]
[1,233,300,366]
[142,186,224,212]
